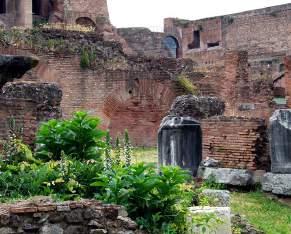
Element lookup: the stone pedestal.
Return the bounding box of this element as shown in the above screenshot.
[158,116,202,176]
[270,109,291,173]
[262,173,291,196]
[187,207,231,234]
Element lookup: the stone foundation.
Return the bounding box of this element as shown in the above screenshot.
[0,199,141,234]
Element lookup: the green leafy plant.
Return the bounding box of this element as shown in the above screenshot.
[35,111,105,161]
[92,163,193,233]
[80,49,90,69]
[203,174,226,190]
[189,213,223,234]
[177,74,198,95]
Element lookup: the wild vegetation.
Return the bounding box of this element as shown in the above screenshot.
[0,111,210,234]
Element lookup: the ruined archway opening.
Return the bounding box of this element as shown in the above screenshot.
[163,36,180,58]
[0,0,6,14]
[32,0,41,15]
[76,17,96,28]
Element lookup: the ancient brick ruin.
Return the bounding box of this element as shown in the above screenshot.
[2,1,291,172]
[0,0,110,28]
[0,199,140,233]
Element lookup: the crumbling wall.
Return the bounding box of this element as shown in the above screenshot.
[0,29,193,146]
[202,116,269,171]
[117,27,171,58]
[0,200,140,234]
[0,82,62,145]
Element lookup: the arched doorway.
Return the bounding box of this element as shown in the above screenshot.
[32,0,41,15]
[163,36,180,58]
[0,0,6,14]
[76,17,96,28]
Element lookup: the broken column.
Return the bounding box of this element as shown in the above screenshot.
[262,109,291,195]
[15,0,32,28]
[158,95,225,176]
[158,116,202,176]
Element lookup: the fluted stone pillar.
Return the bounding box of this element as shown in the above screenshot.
[15,0,32,28]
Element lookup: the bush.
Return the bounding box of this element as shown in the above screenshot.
[92,163,194,233]
[35,111,105,161]
[0,156,103,201]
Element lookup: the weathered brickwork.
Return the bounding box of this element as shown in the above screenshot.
[0,200,140,234]
[0,29,193,146]
[0,82,62,145]
[0,0,110,29]
[117,28,171,58]
[202,117,269,170]
[0,97,37,145]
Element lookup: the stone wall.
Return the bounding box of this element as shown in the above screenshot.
[0,82,62,145]
[0,200,140,234]
[202,117,269,171]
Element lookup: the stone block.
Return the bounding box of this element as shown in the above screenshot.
[40,224,64,234]
[198,167,254,186]
[262,173,291,195]
[169,95,225,120]
[202,189,230,207]
[187,207,231,234]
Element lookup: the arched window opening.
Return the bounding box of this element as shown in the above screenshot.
[76,17,96,28]
[32,0,41,15]
[163,36,180,58]
[0,0,6,14]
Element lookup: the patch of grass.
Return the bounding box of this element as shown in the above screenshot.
[231,191,291,234]
[132,147,158,164]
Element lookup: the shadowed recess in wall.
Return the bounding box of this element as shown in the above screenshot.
[0,55,39,88]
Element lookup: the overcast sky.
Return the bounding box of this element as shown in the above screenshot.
[107,0,291,31]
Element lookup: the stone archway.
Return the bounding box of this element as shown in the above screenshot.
[76,17,96,28]
[163,36,180,58]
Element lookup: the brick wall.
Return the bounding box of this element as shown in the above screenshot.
[0,97,37,145]
[0,82,62,145]
[0,29,193,146]
[117,28,170,58]
[202,116,269,170]
[0,200,140,233]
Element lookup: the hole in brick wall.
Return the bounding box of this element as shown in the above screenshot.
[188,30,201,49]
[76,17,96,28]
[279,64,285,72]
[207,42,220,48]
[32,0,41,15]
[0,0,6,14]
[128,90,133,94]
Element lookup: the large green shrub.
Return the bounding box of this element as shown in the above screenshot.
[0,157,103,200]
[92,163,194,234]
[35,111,105,161]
